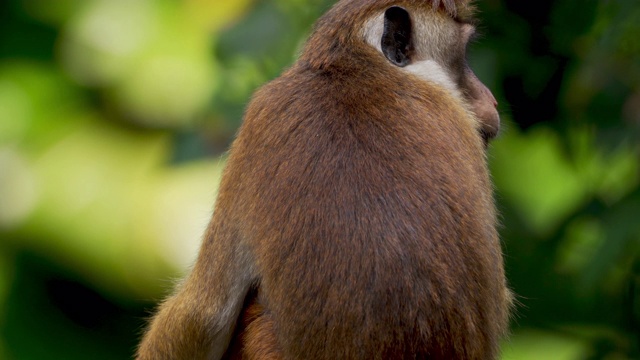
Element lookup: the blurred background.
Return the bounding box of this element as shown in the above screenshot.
[0,0,638,359]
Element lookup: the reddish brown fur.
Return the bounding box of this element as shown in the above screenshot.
[137,0,510,359]
[225,295,282,360]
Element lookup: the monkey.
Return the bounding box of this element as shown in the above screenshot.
[137,0,511,359]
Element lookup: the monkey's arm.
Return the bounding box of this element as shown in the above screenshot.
[136,222,254,360]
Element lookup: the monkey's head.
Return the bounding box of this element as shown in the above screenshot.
[300,0,500,145]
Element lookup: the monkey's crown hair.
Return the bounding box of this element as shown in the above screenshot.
[430,0,475,18]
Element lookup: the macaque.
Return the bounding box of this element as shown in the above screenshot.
[137,0,511,359]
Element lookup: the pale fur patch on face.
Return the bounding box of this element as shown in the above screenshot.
[405,60,462,98]
[361,11,463,101]
[363,12,385,53]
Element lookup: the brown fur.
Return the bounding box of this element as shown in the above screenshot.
[137,0,510,359]
[225,292,282,360]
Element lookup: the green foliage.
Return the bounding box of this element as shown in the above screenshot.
[0,0,638,358]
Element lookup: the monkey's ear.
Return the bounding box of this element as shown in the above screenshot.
[382,6,413,67]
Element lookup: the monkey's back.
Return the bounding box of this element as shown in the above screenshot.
[222,64,509,360]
